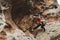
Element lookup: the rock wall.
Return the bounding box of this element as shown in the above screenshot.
[2,0,60,35]
[9,0,59,32]
[0,0,60,40]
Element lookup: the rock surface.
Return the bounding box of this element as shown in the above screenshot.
[36,21,60,40]
[0,0,60,40]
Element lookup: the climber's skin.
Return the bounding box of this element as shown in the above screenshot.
[33,13,46,32]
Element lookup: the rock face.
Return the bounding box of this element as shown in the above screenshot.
[5,29,36,40]
[36,21,60,40]
[0,0,60,40]
[0,10,36,40]
[6,0,59,32]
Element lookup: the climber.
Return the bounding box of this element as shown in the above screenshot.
[32,13,46,32]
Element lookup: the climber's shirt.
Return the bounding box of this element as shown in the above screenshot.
[37,18,43,23]
[36,16,45,23]
[33,13,46,25]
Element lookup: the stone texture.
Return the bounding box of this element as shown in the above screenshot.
[0,0,60,40]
